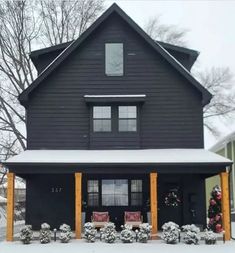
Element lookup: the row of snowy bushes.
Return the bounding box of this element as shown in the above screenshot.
[84,222,151,243]
[161,221,217,245]
[20,223,72,244]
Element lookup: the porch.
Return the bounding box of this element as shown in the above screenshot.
[4,149,232,241]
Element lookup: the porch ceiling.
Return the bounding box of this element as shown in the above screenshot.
[4,149,232,166]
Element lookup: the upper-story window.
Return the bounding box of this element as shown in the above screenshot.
[105,43,123,76]
[93,106,111,132]
[118,106,137,132]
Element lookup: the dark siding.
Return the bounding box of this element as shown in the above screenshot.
[27,13,204,150]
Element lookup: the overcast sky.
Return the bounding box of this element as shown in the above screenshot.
[105,0,235,148]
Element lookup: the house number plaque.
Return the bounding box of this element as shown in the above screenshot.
[51,187,63,193]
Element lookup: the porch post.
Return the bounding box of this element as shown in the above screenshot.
[75,172,82,239]
[150,172,158,238]
[6,172,15,241]
[220,172,231,240]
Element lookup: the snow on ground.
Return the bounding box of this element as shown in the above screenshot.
[1,239,235,253]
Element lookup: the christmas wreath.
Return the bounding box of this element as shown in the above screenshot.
[164,189,181,207]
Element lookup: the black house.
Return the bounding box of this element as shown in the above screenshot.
[4,3,232,241]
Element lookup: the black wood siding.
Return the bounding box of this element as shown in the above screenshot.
[27,13,204,150]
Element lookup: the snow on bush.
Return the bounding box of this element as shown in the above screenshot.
[39,223,51,244]
[59,224,72,243]
[20,225,33,244]
[137,223,152,243]
[181,224,201,245]
[161,221,180,244]
[83,222,97,243]
[204,230,217,245]
[120,224,135,243]
[100,222,117,243]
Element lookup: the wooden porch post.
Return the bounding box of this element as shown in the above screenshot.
[6,172,15,241]
[220,172,231,240]
[150,172,158,238]
[75,172,82,239]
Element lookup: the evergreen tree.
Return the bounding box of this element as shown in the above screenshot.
[207,185,223,233]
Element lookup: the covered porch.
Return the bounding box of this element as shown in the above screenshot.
[4,149,232,241]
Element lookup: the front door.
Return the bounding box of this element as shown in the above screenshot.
[158,175,183,228]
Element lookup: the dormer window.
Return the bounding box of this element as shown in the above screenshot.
[105,43,123,76]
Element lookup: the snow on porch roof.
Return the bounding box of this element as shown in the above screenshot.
[4,149,232,166]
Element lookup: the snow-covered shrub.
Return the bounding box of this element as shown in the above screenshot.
[182,224,201,245]
[59,224,72,243]
[20,225,33,244]
[39,223,51,244]
[83,222,97,243]
[204,230,217,245]
[161,221,180,244]
[100,222,117,243]
[120,224,135,243]
[137,223,152,243]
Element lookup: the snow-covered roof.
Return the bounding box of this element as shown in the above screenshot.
[210,131,235,152]
[84,95,146,98]
[4,149,232,165]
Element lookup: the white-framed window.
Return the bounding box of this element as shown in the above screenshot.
[118,106,137,132]
[93,106,111,132]
[105,43,123,76]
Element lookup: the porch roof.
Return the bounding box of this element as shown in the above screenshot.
[4,149,232,166]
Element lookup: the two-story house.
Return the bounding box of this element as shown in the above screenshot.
[4,4,232,241]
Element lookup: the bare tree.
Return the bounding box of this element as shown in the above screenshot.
[196,67,235,136]
[144,16,188,46]
[39,0,104,46]
[0,0,104,163]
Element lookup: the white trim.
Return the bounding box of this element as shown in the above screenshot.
[231,141,235,210]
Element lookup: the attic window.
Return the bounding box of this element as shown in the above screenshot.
[105,43,123,76]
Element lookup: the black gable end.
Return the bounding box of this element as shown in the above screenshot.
[20,3,211,107]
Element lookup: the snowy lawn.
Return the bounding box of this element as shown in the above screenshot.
[1,239,235,253]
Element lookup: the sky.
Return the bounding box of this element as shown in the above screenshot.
[104,0,235,148]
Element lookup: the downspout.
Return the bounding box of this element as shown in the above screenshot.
[228,165,235,240]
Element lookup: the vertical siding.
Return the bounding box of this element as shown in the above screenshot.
[27,13,204,150]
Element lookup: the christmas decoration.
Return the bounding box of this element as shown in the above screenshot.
[181,224,201,245]
[137,223,152,243]
[59,224,72,243]
[161,221,180,244]
[100,222,117,243]
[39,223,51,244]
[120,224,135,243]
[207,185,223,233]
[164,189,181,207]
[83,222,97,243]
[204,229,217,245]
[19,225,33,244]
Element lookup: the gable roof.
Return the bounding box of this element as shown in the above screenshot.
[19,3,212,107]
[210,131,235,152]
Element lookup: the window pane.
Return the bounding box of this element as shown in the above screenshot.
[131,180,142,192]
[88,180,99,193]
[88,193,99,206]
[93,106,111,119]
[102,179,128,206]
[93,119,111,132]
[119,106,136,118]
[131,193,142,206]
[119,119,137,132]
[105,43,123,76]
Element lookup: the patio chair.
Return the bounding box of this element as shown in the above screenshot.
[124,211,143,228]
[91,211,110,228]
